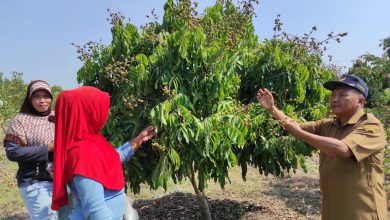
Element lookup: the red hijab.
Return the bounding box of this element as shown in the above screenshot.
[51,86,124,210]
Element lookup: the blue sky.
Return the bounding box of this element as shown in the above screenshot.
[1,0,389,89]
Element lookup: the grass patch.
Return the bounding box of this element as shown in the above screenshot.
[0,142,26,218]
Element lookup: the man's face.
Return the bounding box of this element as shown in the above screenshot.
[330,86,364,116]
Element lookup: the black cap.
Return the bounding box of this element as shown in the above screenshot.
[323,74,368,98]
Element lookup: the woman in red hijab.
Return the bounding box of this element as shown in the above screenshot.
[51,86,155,220]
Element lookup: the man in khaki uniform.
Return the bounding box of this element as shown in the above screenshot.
[257,74,387,219]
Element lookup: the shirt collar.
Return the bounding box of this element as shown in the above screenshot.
[332,109,365,126]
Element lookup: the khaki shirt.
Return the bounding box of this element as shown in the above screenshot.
[301,109,387,220]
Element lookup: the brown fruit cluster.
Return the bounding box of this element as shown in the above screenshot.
[152,141,167,152]
[122,95,144,111]
[162,83,177,98]
[103,60,132,87]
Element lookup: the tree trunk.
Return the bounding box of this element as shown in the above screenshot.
[189,167,212,220]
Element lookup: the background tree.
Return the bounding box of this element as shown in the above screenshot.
[0,72,26,132]
[380,37,390,58]
[75,0,345,218]
[348,37,390,175]
[0,72,62,133]
[51,85,63,101]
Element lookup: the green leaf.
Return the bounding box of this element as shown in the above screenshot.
[169,148,181,171]
[135,54,148,66]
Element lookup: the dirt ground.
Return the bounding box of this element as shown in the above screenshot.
[131,165,322,220]
[2,169,321,220]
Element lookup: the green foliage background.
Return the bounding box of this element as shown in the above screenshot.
[0,72,26,132]
[349,45,390,175]
[0,72,62,132]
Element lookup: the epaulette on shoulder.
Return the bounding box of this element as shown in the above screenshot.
[365,113,382,125]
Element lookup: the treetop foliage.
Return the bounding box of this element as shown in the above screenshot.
[74,0,347,195]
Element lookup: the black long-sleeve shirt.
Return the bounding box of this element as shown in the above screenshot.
[5,141,52,187]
